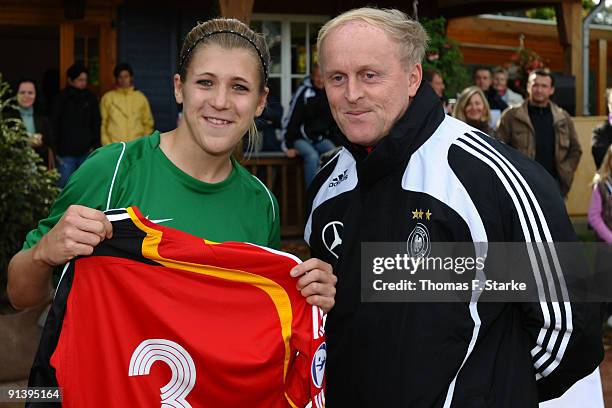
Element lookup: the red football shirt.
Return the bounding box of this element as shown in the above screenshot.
[30,207,326,408]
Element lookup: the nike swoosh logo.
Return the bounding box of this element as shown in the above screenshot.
[145,215,174,224]
[150,218,173,224]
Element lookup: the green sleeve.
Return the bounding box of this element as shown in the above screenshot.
[22,143,126,250]
[268,194,281,250]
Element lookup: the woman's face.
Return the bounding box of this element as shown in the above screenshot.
[174,44,268,157]
[17,82,36,109]
[465,93,485,122]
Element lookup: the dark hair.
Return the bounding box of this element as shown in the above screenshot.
[178,18,270,92]
[113,62,134,79]
[424,68,442,83]
[66,62,88,81]
[473,66,491,78]
[15,78,37,93]
[528,69,555,87]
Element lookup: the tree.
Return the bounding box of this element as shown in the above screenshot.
[0,74,59,313]
[421,17,469,99]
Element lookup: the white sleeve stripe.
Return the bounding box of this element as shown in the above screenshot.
[54,262,72,299]
[251,175,276,222]
[464,133,570,298]
[106,142,127,211]
[454,139,555,369]
[462,133,572,304]
[455,137,566,372]
[456,133,573,377]
[243,242,301,264]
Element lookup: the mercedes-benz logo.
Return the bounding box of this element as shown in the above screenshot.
[322,221,344,259]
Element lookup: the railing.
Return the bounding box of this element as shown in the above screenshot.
[241,152,305,237]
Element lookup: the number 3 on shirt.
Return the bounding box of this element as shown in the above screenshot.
[129,339,196,408]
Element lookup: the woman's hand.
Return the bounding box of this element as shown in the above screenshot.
[32,205,113,267]
[290,258,337,314]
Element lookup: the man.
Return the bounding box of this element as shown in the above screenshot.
[492,66,524,106]
[497,70,582,197]
[474,66,508,128]
[424,67,449,113]
[306,7,602,406]
[282,64,337,185]
[52,63,101,187]
[100,63,154,145]
[591,88,612,169]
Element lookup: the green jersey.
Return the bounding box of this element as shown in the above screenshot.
[24,131,280,250]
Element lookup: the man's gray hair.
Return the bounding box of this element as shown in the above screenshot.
[317,7,429,69]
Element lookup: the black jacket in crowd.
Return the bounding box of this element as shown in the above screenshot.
[52,86,101,157]
[305,83,603,407]
[281,77,336,149]
[485,86,509,112]
[592,119,612,169]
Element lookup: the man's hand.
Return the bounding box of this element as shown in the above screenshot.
[32,205,113,267]
[291,258,337,314]
[285,148,298,158]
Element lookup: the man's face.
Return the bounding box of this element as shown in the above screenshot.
[492,72,507,93]
[69,72,88,90]
[474,69,491,91]
[430,73,445,97]
[527,74,554,106]
[320,21,421,147]
[117,70,133,89]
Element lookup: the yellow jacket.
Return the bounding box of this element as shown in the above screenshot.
[100,87,154,145]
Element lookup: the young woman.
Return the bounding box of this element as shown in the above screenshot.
[8,79,55,168]
[8,18,335,312]
[453,85,495,136]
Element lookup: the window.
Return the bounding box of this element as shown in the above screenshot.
[252,15,328,113]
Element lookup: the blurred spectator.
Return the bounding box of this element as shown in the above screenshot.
[474,66,508,128]
[492,66,523,107]
[256,94,283,152]
[52,63,100,187]
[100,63,154,146]
[424,68,450,113]
[592,88,612,169]
[282,64,336,186]
[453,86,495,136]
[497,70,581,197]
[588,144,612,243]
[7,79,55,169]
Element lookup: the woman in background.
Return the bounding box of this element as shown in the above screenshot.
[453,85,495,136]
[11,79,55,168]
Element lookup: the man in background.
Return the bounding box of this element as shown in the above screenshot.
[492,66,523,107]
[497,69,582,197]
[474,66,508,127]
[52,63,100,187]
[282,64,337,186]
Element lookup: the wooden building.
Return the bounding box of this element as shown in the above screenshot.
[1,0,608,125]
[0,0,609,217]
